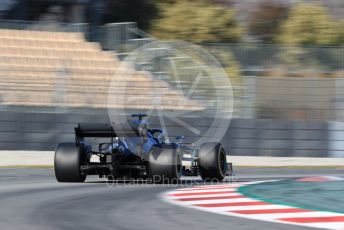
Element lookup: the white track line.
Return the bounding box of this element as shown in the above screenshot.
[248,212,344,220]
[168,192,243,199]
[161,181,344,230]
[305,222,344,229]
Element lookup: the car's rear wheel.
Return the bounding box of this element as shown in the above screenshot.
[148,144,182,184]
[198,142,227,181]
[54,143,86,182]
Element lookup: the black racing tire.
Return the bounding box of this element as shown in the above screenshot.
[54,143,86,183]
[148,145,182,184]
[198,142,227,181]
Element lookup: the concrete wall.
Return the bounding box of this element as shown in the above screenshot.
[256,77,336,120]
[1,109,343,157]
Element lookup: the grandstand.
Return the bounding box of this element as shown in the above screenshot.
[0,28,201,110]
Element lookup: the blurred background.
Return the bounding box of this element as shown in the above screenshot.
[0,0,343,157]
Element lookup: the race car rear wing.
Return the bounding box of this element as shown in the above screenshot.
[75,123,138,139]
[75,123,116,138]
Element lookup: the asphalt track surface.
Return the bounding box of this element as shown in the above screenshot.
[1,168,344,230]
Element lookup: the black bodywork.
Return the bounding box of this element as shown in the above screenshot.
[75,115,189,179]
[55,114,231,182]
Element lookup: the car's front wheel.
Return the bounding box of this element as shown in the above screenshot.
[54,143,86,182]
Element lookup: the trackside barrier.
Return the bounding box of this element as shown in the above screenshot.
[0,110,343,157]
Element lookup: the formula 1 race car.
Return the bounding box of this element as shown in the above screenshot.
[54,114,230,183]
